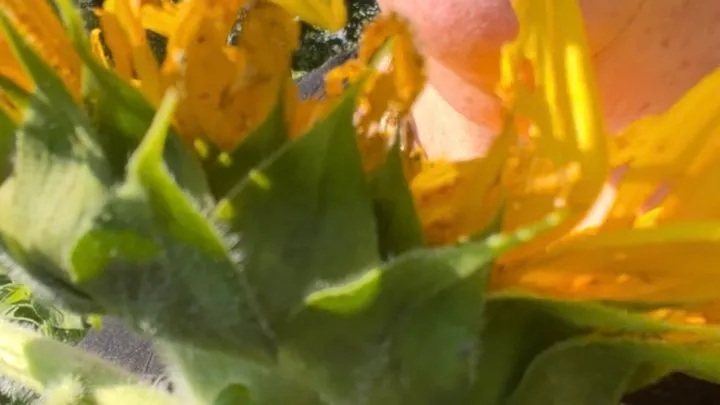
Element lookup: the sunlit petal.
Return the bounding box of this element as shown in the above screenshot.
[494,222,720,302]
[499,0,608,263]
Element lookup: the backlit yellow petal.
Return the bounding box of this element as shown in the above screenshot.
[493,222,720,302]
[499,0,608,263]
[658,156,720,223]
[89,28,113,70]
[604,68,720,227]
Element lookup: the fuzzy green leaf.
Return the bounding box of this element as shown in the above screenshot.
[215,84,380,324]
[161,342,324,405]
[69,93,274,357]
[387,275,485,404]
[280,212,567,405]
[469,298,593,405]
[71,189,274,358]
[126,90,226,258]
[304,211,567,315]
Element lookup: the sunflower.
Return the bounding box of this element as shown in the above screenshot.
[1,0,720,403]
[3,0,720,336]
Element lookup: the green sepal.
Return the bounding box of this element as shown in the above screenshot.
[489,292,720,338]
[125,89,227,258]
[214,82,380,324]
[65,91,274,357]
[368,139,424,259]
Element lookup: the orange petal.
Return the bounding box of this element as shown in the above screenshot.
[1,0,81,98]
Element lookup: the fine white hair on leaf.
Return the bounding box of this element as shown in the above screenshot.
[0,376,36,405]
[37,375,86,405]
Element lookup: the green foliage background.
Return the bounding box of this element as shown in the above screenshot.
[293,0,379,72]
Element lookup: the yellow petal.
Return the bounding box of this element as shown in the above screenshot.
[101,0,164,104]
[493,222,720,302]
[162,0,244,147]
[285,12,423,173]
[318,13,425,172]
[95,13,134,81]
[499,0,608,263]
[267,0,346,32]
[162,0,297,150]
[353,13,425,133]
[411,128,513,246]
[604,68,720,227]
[235,0,298,79]
[89,28,113,70]
[139,0,179,37]
[658,156,720,222]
